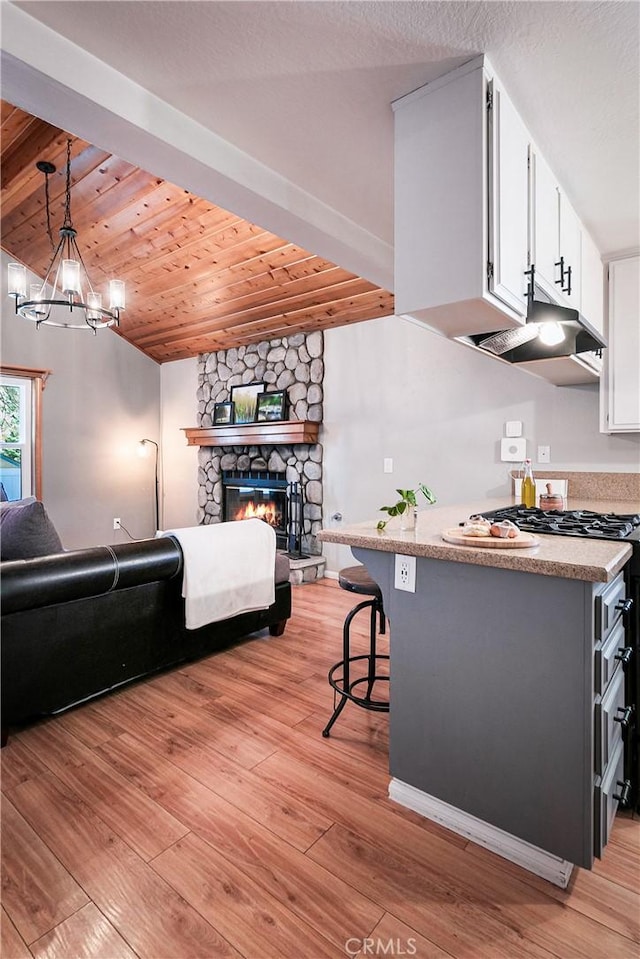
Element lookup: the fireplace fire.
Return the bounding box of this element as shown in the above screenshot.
[222,471,288,548]
[233,500,280,525]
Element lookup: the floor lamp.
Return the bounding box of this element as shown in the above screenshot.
[139,438,159,531]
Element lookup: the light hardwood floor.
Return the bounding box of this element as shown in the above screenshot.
[1,579,639,959]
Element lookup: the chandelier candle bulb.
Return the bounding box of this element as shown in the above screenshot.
[7,262,27,298]
[109,280,125,311]
[61,258,81,296]
[29,285,46,317]
[86,291,102,322]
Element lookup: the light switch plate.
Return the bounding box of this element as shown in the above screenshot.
[501,437,526,462]
[505,420,523,437]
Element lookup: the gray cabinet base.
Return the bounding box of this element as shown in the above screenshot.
[354,547,595,869]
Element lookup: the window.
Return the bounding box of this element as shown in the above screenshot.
[0,366,49,501]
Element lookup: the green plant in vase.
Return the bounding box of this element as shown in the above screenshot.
[377,483,436,531]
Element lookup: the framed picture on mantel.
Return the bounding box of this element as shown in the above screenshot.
[213,401,234,425]
[256,389,288,422]
[229,382,265,424]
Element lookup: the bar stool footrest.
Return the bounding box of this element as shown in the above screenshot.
[327,654,390,711]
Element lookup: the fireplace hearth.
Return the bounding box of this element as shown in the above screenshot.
[222,471,288,548]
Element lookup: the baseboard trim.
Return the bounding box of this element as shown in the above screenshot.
[323,570,339,581]
[388,778,574,889]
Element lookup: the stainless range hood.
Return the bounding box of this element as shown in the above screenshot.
[467,288,607,364]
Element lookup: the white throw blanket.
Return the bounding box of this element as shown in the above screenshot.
[158,519,276,630]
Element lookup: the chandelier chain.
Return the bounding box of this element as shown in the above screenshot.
[43,168,55,251]
[62,139,73,232]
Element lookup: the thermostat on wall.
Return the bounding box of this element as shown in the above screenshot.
[500,437,526,462]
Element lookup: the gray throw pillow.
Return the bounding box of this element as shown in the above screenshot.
[0,499,63,561]
[0,496,37,511]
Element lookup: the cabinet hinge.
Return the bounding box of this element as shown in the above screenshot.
[487,261,494,282]
[486,87,493,111]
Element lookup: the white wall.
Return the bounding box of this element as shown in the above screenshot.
[322,315,640,572]
[1,252,160,548]
[160,357,198,530]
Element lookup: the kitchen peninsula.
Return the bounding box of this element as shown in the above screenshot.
[319,499,636,887]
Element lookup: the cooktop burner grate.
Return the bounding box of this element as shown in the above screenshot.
[477,506,640,541]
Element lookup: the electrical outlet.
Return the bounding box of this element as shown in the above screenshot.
[394,554,416,592]
[113,517,121,530]
[537,445,551,464]
[384,457,393,473]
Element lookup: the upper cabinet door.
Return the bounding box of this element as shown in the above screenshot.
[530,147,560,299]
[488,80,530,316]
[531,148,582,311]
[559,194,582,312]
[602,256,640,433]
[581,229,604,336]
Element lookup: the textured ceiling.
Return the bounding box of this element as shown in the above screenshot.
[10,0,640,257]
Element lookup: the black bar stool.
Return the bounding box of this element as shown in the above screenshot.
[322,564,389,737]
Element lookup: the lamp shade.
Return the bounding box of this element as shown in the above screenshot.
[86,291,102,322]
[8,263,27,298]
[61,259,81,295]
[109,279,125,310]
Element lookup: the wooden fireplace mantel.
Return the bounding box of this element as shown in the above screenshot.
[183,420,320,447]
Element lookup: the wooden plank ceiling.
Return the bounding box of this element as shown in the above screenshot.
[1,102,394,363]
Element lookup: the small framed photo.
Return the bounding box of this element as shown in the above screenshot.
[229,382,265,424]
[213,401,234,425]
[256,389,288,422]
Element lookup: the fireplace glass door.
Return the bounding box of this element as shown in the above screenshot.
[222,472,288,548]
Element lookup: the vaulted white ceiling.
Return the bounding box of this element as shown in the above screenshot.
[3,1,639,274]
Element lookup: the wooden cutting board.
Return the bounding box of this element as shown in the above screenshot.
[441,528,540,549]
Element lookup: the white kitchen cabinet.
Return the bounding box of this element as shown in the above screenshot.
[559,193,582,312]
[601,255,640,433]
[530,148,560,297]
[393,54,605,387]
[530,148,582,313]
[487,79,530,317]
[581,228,605,337]
[393,56,527,337]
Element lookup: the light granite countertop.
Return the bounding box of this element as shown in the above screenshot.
[318,498,639,583]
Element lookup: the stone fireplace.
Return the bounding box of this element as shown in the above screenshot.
[196,331,324,556]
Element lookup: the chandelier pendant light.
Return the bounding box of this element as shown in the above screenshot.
[7,139,125,332]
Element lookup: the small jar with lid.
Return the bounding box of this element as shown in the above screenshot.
[539,483,564,510]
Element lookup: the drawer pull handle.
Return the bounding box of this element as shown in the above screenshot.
[615,598,634,620]
[613,705,634,729]
[614,646,633,667]
[613,780,631,806]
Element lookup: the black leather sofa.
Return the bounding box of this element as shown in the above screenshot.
[1,536,291,743]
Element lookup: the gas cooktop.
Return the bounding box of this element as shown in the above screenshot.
[479,505,640,541]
